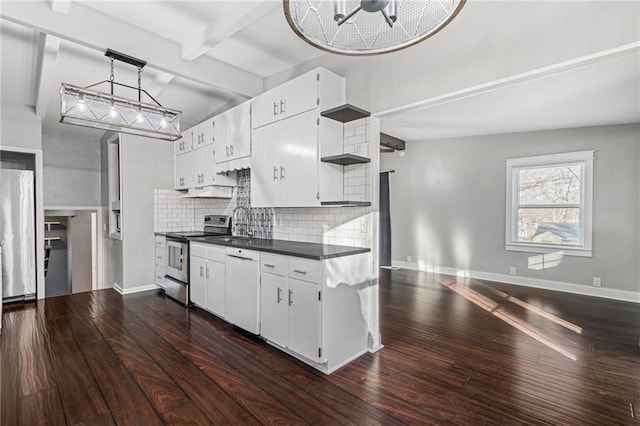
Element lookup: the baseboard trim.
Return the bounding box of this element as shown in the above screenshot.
[112,283,160,295]
[391,261,640,303]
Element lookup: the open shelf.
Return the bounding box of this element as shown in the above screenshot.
[321,153,371,166]
[320,201,371,207]
[321,104,370,123]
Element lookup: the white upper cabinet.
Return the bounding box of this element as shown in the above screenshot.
[252,68,345,130]
[250,68,346,208]
[214,101,251,170]
[174,131,192,155]
[192,118,214,149]
[193,144,237,188]
[174,149,192,190]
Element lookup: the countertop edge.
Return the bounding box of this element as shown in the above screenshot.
[187,237,371,260]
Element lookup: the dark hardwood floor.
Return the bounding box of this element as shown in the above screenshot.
[2,269,639,425]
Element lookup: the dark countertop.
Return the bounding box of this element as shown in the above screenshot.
[188,236,370,260]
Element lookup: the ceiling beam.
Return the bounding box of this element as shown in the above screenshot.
[181,1,280,61]
[49,0,71,15]
[34,33,61,117]
[1,0,263,98]
[380,132,405,151]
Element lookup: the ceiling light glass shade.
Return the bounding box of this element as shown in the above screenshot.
[284,0,465,55]
[60,83,181,141]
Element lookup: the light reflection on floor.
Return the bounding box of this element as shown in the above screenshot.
[441,277,579,361]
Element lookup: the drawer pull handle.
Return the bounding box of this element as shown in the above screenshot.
[264,264,275,268]
[293,269,307,275]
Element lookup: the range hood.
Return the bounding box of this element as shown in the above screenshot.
[181,186,233,199]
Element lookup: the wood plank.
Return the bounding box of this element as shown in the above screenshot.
[49,347,109,424]
[161,401,214,425]
[18,387,66,426]
[80,341,164,426]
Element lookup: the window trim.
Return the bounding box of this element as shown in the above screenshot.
[505,150,594,257]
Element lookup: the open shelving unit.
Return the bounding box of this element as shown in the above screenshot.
[320,104,373,207]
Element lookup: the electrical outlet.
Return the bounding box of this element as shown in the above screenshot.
[361,217,368,233]
[509,266,516,275]
[407,255,412,263]
[593,277,602,287]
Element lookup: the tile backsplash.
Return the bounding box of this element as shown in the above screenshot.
[154,189,235,232]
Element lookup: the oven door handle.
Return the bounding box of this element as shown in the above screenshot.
[164,275,187,286]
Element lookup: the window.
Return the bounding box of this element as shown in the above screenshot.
[505,150,594,257]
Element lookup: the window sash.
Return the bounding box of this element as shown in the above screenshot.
[505,150,593,257]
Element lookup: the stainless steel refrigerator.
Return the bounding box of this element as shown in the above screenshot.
[1,169,36,301]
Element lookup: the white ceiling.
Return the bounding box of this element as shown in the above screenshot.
[0,0,638,142]
[378,49,640,141]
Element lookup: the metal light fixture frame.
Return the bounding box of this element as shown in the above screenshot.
[284,0,466,56]
[60,49,181,141]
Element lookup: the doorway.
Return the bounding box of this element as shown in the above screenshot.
[379,170,393,268]
[45,209,98,296]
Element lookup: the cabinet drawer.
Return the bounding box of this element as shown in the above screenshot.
[155,235,166,248]
[155,266,166,288]
[261,253,286,276]
[207,245,226,263]
[191,242,207,258]
[288,258,320,284]
[155,247,166,266]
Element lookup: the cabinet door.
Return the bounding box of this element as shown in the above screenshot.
[260,273,287,347]
[287,278,320,362]
[192,121,213,149]
[190,256,207,307]
[228,101,251,160]
[174,132,192,155]
[193,144,214,187]
[250,121,280,207]
[206,260,225,317]
[252,71,318,129]
[174,151,193,190]
[279,110,319,207]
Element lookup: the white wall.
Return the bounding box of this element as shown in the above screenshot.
[380,124,640,299]
[265,1,640,115]
[42,129,102,207]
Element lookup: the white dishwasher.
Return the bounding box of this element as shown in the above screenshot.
[224,248,261,334]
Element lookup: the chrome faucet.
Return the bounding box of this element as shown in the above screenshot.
[232,205,252,237]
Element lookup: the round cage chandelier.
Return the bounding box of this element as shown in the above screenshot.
[284,0,466,56]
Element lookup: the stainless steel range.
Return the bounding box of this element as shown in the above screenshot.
[164,215,231,305]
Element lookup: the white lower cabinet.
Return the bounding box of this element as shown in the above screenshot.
[286,278,321,362]
[260,254,322,363]
[260,272,287,347]
[189,242,371,374]
[154,235,166,289]
[190,256,207,307]
[189,243,226,317]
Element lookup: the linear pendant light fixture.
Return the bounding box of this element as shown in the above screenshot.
[284,0,465,56]
[60,49,181,141]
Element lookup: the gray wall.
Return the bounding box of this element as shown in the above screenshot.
[380,124,640,293]
[42,129,102,207]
